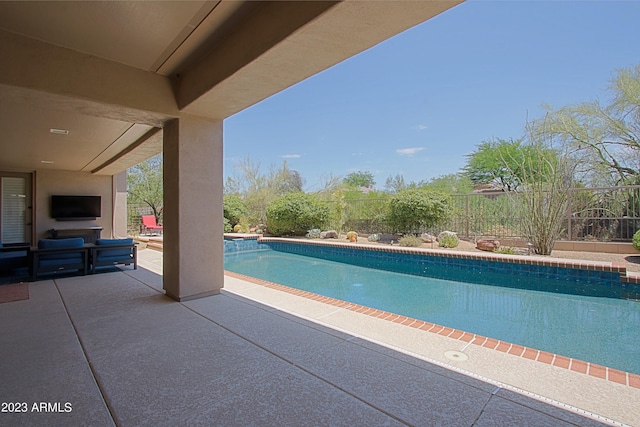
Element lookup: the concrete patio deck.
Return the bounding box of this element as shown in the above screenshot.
[0,249,635,426]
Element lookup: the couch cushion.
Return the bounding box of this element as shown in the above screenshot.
[37,238,85,261]
[38,238,84,249]
[0,251,28,269]
[96,238,133,259]
[96,238,133,246]
[95,255,133,264]
[38,258,83,268]
[0,251,27,260]
[39,253,84,263]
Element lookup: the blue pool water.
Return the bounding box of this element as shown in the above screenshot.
[225,248,640,375]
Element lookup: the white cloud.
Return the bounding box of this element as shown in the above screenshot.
[417,124,428,130]
[396,147,425,156]
[281,154,302,158]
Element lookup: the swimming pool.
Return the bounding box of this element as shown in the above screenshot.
[224,239,640,375]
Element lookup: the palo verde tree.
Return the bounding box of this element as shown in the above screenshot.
[343,171,375,189]
[463,138,559,191]
[127,153,163,223]
[420,174,474,195]
[538,64,640,185]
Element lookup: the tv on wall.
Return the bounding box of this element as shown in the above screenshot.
[51,195,102,221]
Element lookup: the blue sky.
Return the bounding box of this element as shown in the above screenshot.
[224,0,640,192]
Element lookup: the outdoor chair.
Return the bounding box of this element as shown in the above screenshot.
[31,238,89,279]
[0,242,30,276]
[141,215,163,235]
[91,238,137,273]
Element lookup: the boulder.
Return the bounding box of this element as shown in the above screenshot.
[420,233,436,243]
[476,239,500,252]
[306,229,321,239]
[321,230,339,239]
[378,234,399,244]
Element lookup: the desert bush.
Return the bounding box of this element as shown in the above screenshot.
[266,192,329,236]
[633,229,640,251]
[439,233,459,248]
[367,233,380,242]
[398,235,422,247]
[494,246,518,255]
[232,218,250,233]
[386,190,451,235]
[223,217,232,233]
[223,195,247,228]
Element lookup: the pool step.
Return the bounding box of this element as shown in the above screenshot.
[135,236,163,252]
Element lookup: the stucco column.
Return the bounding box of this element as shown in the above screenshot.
[162,116,224,301]
[113,171,128,238]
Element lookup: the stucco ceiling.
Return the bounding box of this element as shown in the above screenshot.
[0,0,462,175]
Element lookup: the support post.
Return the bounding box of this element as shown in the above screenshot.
[162,116,224,301]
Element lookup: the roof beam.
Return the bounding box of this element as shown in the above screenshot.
[0,29,178,127]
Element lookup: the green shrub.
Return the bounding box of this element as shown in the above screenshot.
[223,195,247,228]
[266,193,330,236]
[386,189,451,234]
[398,235,422,247]
[494,246,518,255]
[232,219,250,233]
[223,217,232,233]
[634,230,640,251]
[439,233,459,248]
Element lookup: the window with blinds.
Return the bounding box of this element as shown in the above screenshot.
[1,177,26,243]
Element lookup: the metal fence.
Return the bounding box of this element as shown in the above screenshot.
[126,185,640,242]
[127,203,162,236]
[344,185,640,242]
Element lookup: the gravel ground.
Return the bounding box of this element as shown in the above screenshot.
[549,250,640,273]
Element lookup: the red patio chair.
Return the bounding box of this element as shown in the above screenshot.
[141,215,163,235]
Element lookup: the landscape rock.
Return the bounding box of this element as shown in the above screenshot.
[476,239,500,251]
[378,234,400,244]
[420,233,436,243]
[306,229,321,239]
[321,230,339,239]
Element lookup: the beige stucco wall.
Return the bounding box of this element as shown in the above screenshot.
[112,171,128,239]
[35,169,114,241]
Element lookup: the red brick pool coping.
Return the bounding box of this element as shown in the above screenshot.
[224,268,640,389]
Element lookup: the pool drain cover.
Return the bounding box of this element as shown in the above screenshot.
[444,350,468,362]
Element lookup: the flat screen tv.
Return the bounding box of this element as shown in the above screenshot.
[51,195,101,221]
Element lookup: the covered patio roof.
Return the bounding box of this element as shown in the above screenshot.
[0,0,463,175]
[0,0,465,300]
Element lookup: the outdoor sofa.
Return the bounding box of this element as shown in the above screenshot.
[91,238,137,273]
[0,242,30,275]
[31,238,89,279]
